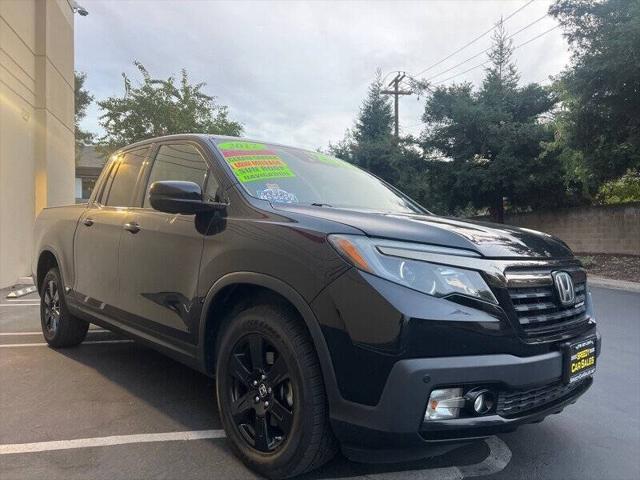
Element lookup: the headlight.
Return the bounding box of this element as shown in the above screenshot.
[328,234,497,304]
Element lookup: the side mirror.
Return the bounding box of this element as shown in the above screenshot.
[149,181,227,215]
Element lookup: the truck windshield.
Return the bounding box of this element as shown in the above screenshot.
[213,139,426,214]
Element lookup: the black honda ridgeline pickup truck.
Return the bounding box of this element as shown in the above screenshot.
[33,134,600,478]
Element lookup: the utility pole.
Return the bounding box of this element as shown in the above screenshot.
[381,72,412,139]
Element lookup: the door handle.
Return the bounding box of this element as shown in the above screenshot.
[123,222,140,234]
[83,218,94,227]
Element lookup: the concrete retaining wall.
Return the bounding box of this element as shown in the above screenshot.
[494,203,640,255]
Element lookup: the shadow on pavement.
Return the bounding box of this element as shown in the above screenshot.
[58,341,494,478]
[58,342,220,431]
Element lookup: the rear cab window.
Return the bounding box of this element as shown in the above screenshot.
[99,147,149,207]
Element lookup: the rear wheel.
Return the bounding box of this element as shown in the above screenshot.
[216,304,337,479]
[40,268,88,347]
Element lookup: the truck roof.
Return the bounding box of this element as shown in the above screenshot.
[115,134,309,155]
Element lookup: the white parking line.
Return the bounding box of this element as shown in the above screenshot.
[3,298,39,302]
[0,340,134,348]
[0,431,511,479]
[0,303,40,307]
[0,430,226,455]
[0,329,108,336]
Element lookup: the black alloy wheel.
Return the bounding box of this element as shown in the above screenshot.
[42,277,61,336]
[216,304,337,479]
[227,333,294,452]
[40,267,89,347]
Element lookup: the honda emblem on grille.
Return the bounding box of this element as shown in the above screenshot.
[552,271,575,306]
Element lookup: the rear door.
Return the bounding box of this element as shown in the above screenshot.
[117,142,218,344]
[73,146,149,311]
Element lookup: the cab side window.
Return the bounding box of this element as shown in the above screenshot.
[102,147,149,207]
[143,144,218,208]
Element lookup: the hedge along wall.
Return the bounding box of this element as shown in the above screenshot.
[489,203,640,255]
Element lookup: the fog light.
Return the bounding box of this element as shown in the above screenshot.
[465,389,495,415]
[424,388,464,421]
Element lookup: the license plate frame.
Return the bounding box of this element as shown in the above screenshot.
[563,336,597,384]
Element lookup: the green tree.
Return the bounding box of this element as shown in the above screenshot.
[538,106,594,206]
[328,72,447,211]
[549,0,640,185]
[327,129,355,163]
[97,62,243,154]
[421,22,560,222]
[352,71,394,146]
[74,71,94,152]
[329,71,401,182]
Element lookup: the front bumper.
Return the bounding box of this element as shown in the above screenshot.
[331,330,601,463]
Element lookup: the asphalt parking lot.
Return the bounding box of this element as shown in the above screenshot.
[1,286,639,480]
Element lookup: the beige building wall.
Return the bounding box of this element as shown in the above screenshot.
[0,0,75,288]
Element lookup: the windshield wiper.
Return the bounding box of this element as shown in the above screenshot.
[310,202,333,208]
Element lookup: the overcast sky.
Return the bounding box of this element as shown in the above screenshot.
[75,0,570,150]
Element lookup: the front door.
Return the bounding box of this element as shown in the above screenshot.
[117,142,218,344]
[74,147,149,311]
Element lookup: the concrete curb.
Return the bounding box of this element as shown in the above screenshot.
[589,276,640,293]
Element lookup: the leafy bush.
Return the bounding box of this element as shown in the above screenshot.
[597,170,640,205]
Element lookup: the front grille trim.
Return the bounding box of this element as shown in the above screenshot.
[520,313,589,336]
[504,266,590,339]
[514,293,586,313]
[518,303,587,324]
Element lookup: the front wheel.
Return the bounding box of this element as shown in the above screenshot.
[40,267,88,348]
[216,304,337,479]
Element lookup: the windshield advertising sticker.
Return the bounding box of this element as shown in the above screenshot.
[257,185,298,204]
[218,141,295,183]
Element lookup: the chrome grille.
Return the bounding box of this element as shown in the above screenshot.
[506,267,590,337]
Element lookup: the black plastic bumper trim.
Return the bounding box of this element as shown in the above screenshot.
[330,330,600,456]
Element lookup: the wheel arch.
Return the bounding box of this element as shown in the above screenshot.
[36,248,63,294]
[198,272,340,404]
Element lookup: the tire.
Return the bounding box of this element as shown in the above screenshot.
[40,267,89,348]
[216,303,337,479]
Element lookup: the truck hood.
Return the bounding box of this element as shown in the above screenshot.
[273,205,573,259]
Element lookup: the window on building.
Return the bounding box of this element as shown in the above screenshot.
[75,177,98,202]
[143,144,217,208]
[75,178,83,201]
[81,177,97,200]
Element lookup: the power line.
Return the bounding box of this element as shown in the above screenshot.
[424,13,550,83]
[403,23,562,135]
[514,24,560,49]
[434,24,561,85]
[379,3,542,95]
[434,60,490,85]
[412,0,535,77]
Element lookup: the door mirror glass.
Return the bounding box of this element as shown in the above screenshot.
[149,181,226,214]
